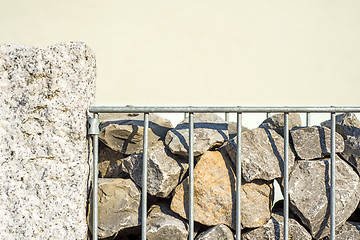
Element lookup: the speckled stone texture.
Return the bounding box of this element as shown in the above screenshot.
[165,113,229,157]
[99,113,172,155]
[322,113,360,175]
[259,113,302,137]
[195,224,234,240]
[287,157,360,239]
[147,204,188,240]
[171,150,273,230]
[290,126,344,160]
[322,221,360,240]
[88,178,141,238]
[226,128,295,182]
[241,212,312,240]
[121,141,188,198]
[0,43,96,239]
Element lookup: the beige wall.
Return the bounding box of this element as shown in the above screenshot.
[2,0,360,108]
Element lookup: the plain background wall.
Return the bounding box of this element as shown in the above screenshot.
[2,0,360,127]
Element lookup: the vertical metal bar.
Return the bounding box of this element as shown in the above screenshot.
[236,113,242,240]
[306,112,311,127]
[266,112,270,118]
[141,113,149,240]
[189,112,194,240]
[184,112,188,119]
[283,113,289,240]
[225,112,229,122]
[92,113,99,240]
[330,112,336,240]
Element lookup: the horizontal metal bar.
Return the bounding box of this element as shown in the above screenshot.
[89,106,360,113]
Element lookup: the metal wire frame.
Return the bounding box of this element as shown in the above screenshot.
[88,106,360,240]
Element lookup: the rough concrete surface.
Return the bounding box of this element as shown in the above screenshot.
[0,42,96,239]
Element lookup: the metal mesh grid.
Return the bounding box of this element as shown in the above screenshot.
[88,106,360,240]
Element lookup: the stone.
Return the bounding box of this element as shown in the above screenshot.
[98,141,126,178]
[321,113,360,175]
[195,224,234,240]
[290,126,344,160]
[259,113,302,137]
[341,136,360,175]
[147,204,188,240]
[240,179,273,229]
[170,151,273,229]
[0,43,95,239]
[287,156,360,239]
[322,221,360,240]
[321,113,360,138]
[165,113,229,157]
[88,178,141,239]
[241,212,311,240]
[228,121,249,139]
[121,141,188,198]
[226,128,295,182]
[99,113,172,155]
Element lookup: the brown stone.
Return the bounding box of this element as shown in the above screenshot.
[170,151,272,229]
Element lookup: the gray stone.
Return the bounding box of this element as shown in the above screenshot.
[321,113,360,138]
[88,178,141,239]
[195,224,234,240]
[341,136,360,175]
[228,121,249,139]
[242,212,311,240]
[322,221,360,240]
[259,113,302,136]
[171,151,273,229]
[165,113,229,157]
[321,113,360,175]
[121,141,188,198]
[99,113,172,155]
[0,43,95,239]
[226,128,295,182]
[147,204,188,240]
[290,126,344,160]
[98,141,126,178]
[287,157,360,239]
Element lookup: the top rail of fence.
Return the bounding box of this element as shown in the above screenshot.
[89,106,360,113]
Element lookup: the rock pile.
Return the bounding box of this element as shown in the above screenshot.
[89,112,360,239]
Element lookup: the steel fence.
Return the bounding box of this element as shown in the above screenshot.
[88,106,360,240]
